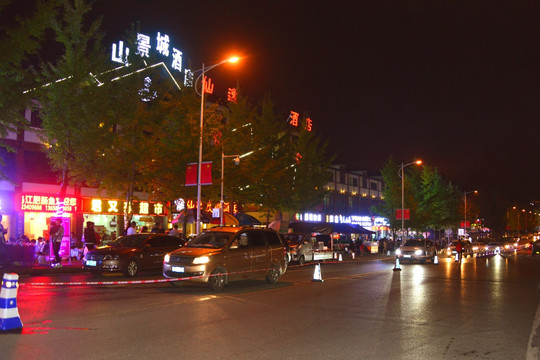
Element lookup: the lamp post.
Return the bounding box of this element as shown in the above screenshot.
[220,151,240,226]
[195,57,239,234]
[398,160,422,243]
[463,190,478,240]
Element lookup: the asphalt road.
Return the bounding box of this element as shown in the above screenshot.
[1,252,539,360]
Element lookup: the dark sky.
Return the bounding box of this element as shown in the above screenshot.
[90,1,539,205]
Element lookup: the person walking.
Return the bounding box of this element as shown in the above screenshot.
[456,239,463,262]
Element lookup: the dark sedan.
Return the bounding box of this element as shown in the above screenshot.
[83,233,185,277]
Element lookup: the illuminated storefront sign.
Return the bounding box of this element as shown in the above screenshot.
[111,30,191,85]
[18,194,80,213]
[82,198,165,216]
[184,199,238,214]
[288,111,313,132]
[326,214,389,228]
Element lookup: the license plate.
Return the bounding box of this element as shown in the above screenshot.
[172,266,185,273]
[86,260,97,266]
[403,255,411,258]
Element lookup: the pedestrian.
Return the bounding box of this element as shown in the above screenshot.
[50,219,64,267]
[169,224,180,237]
[140,226,148,233]
[0,214,8,244]
[456,239,463,261]
[383,238,388,254]
[127,221,137,235]
[84,221,97,251]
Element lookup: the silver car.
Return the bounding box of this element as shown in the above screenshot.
[396,239,437,263]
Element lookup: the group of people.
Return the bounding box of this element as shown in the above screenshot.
[125,221,182,238]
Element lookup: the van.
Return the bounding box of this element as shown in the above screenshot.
[163,226,287,290]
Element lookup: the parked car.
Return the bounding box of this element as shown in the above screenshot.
[163,226,287,290]
[395,239,437,263]
[446,240,474,258]
[83,234,185,277]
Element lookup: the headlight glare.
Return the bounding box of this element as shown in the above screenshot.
[164,254,170,262]
[193,256,210,265]
[396,249,401,255]
[415,249,423,256]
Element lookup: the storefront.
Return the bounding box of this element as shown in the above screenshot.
[16,192,79,241]
[81,197,167,241]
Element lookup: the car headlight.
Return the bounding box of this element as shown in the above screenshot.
[164,254,170,263]
[415,249,423,256]
[395,249,401,255]
[193,256,210,265]
[103,254,119,260]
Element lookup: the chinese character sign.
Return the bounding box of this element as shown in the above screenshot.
[289,111,299,127]
[227,88,238,103]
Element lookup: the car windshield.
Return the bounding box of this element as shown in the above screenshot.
[109,235,148,248]
[403,240,426,247]
[186,232,231,249]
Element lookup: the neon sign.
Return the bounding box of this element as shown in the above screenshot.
[288,111,313,132]
[111,31,188,83]
[19,194,80,213]
[82,198,165,216]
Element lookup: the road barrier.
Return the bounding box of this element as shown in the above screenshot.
[19,256,392,287]
[1,273,23,332]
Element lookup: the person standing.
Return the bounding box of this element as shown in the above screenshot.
[84,221,97,250]
[169,224,180,237]
[0,214,7,244]
[50,219,64,267]
[127,221,137,235]
[456,239,463,262]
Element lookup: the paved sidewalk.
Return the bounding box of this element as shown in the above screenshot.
[0,259,85,277]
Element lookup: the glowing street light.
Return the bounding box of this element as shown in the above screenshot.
[398,160,422,243]
[195,56,240,234]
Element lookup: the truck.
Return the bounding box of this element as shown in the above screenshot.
[284,232,335,265]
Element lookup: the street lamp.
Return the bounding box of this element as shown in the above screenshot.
[398,160,422,243]
[220,151,240,226]
[463,190,478,240]
[195,56,240,234]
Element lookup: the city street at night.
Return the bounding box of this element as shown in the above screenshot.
[1,253,539,360]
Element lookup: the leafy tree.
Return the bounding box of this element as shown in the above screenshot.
[34,0,109,196]
[0,0,55,178]
[372,157,401,236]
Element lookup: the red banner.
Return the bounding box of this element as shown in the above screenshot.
[185,162,212,186]
[396,209,410,220]
[185,163,198,186]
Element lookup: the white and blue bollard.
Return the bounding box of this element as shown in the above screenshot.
[1,273,23,332]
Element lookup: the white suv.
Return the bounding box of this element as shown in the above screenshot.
[396,239,437,263]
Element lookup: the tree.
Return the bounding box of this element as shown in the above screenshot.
[372,157,401,237]
[0,0,55,178]
[35,0,109,197]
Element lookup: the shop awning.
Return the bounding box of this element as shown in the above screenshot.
[288,221,373,235]
[210,212,240,226]
[235,213,262,226]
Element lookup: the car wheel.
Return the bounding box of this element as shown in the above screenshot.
[266,264,281,284]
[123,258,139,277]
[298,255,305,266]
[208,268,227,291]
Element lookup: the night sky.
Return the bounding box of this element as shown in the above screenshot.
[76,1,540,205]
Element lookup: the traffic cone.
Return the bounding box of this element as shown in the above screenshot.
[454,253,459,262]
[433,254,439,265]
[1,273,23,333]
[312,262,324,282]
[387,250,390,256]
[393,257,402,271]
[338,253,343,262]
[351,252,355,260]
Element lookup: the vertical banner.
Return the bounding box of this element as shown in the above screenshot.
[200,161,212,185]
[185,161,212,186]
[185,163,197,186]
